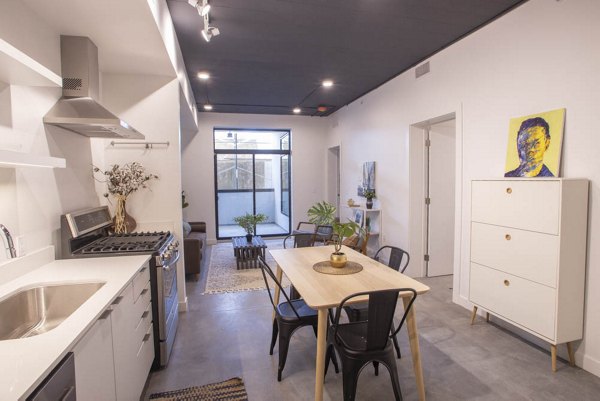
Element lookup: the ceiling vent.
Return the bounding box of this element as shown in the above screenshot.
[415,62,430,79]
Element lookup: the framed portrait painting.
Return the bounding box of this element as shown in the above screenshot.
[504,108,565,177]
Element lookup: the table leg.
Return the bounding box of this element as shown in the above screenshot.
[404,297,426,401]
[272,265,283,322]
[314,309,328,401]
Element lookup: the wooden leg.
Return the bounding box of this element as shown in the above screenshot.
[404,297,426,401]
[470,306,478,325]
[567,342,576,367]
[551,344,557,372]
[314,309,328,401]
[485,312,490,323]
[272,265,283,322]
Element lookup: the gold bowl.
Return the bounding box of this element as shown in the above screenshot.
[330,252,347,268]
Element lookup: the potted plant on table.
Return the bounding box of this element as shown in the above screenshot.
[330,220,360,268]
[363,189,376,209]
[233,213,267,242]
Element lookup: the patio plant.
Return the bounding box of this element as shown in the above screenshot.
[233,213,267,242]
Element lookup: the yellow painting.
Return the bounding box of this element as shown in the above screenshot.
[504,108,565,177]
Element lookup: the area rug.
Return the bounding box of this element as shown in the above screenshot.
[149,377,248,401]
[203,239,290,294]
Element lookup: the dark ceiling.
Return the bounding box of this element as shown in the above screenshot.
[167,0,526,116]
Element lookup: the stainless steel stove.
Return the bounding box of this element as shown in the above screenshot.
[59,206,179,369]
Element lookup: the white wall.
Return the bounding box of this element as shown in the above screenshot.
[182,113,329,243]
[328,0,600,376]
[92,74,186,305]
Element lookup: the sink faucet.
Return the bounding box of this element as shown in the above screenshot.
[0,224,17,259]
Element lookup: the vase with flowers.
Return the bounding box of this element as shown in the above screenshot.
[363,189,376,209]
[93,162,158,233]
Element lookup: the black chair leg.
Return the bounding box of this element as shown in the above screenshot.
[270,319,278,355]
[390,322,402,359]
[277,324,292,382]
[382,356,403,401]
[373,361,379,376]
[341,358,362,401]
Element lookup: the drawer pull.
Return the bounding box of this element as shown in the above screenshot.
[99,309,112,320]
[142,311,150,319]
[143,333,151,342]
[140,288,149,296]
[506,187,512,194]
[140,266,147,273]
[112,296,124,305]
[504,279,510,287]
[505,234,511,241]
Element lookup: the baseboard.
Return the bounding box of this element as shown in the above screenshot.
[179,296,188,312]
[207,238,218,245]
[582,354,600,377]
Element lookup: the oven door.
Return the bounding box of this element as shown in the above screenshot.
[157,250,179,340]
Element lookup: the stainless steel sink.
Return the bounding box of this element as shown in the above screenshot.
[0,282,105,340]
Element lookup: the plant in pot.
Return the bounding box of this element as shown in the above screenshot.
[307,201,337,225]
[233,213,267,242]
[330,220,360,268]
[363,189,376,209]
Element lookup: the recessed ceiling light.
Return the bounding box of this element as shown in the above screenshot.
[293,107,301,114]
[197,72,210,80]
[204,104,213,111]
[322,80,334,87]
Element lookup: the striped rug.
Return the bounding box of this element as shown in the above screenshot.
[149,377,248,401]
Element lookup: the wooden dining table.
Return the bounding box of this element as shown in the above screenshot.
[269,245,430,401]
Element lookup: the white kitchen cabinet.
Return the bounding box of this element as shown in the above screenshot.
[112,264,153,401]
[72,309,116,401]
[469,178,588,371]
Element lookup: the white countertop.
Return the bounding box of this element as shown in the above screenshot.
[0,254,151,401]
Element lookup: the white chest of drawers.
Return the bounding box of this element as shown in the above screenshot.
[469,178,588,371]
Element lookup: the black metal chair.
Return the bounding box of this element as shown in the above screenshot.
[283,232,315,249]
[344,246,410,359]
[325,288,418,401]
[314,225,334,245]
[257,257,338,381]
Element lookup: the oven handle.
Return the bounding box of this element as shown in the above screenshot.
[162,249,180,270]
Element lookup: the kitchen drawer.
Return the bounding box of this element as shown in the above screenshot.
[133,325,154,396]
[471,222,559,288]
[471,180,560,234]
[134,301,153,347]
[132,280,151,321]
[132,264,150,301]
[470,263,556,340]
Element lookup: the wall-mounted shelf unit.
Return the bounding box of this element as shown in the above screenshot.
[346,206,382,254]
[0,38,61,87]
[0,150,66,169]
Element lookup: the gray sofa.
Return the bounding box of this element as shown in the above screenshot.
[183,221,207,280]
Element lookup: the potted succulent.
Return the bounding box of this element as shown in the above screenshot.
[233,213,267,242]
[363,189,376,209]
[330,220,360,268]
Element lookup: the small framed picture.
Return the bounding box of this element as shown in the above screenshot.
[354,209,364,225]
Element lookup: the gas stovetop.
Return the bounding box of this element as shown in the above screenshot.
[77,231,172,255]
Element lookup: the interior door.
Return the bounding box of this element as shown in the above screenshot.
[426,119,456,276]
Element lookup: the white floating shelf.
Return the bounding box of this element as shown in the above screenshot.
[0,150,66,169]
[0,39,62,87]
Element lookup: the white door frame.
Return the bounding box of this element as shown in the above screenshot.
[408,108,464,299]
[327,145,341,218]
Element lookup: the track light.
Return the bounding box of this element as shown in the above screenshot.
[187,0,199,7]
[198,0,211,17]
[202,26,220,42]
[204,104,213,111]
[322,80,334,87]
[293,107,301,114]
[197,71,210,80]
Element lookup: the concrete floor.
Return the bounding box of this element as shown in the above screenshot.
[145,246,600,400]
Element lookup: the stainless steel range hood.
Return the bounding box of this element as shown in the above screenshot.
[44,36,144,139]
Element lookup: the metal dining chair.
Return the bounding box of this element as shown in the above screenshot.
[325,288,418,401]
[344,245,410,359]
[257,256,338,381]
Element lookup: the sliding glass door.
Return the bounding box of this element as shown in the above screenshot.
[214,129,291,239]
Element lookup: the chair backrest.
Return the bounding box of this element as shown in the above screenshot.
[332,288,417,352]
[315,225,334,242]
[283,233,315,249]
[374,246,410,273]
[296,221,316,233]
[257,256,302,319]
